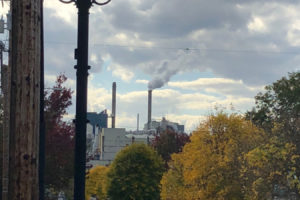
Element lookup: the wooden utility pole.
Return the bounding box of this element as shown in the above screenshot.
[1,64,10,200]
[8,0,41,199]
[2,3,11,200]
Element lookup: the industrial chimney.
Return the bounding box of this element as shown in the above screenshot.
[147,90,152,130]
[112,82,116,128]
[137,113,139,131]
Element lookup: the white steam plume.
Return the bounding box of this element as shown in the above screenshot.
[148,61,180,90]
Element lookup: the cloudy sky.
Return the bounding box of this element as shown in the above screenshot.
[1,0,300,132]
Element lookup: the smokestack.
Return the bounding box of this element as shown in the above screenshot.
[137,113,139,131]
[112,82,116,128]
[148,90,152,130]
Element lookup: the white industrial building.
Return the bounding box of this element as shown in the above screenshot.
[99,128,129,165]
[87,128,154,166]
[86,117,184,166]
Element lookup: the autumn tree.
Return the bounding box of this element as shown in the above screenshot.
[241,134,300,200]
[107,143,164,200]
[152,130,189,167]
[246,72,300,197]
[160,153,185,200]
[85,166,109,200]
[161,113,265,200]
[44,74,74,198]
[247,72,300,139]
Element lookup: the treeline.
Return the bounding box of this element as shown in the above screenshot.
[162,72,300,200]
[27,72,299,199]
[85,72,300,200]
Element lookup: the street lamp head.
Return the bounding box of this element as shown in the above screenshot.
[92,0,111,6]
[59,0,74,4]
[59,0,111,6]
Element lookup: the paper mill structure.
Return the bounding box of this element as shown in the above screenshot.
[86,83,185,166]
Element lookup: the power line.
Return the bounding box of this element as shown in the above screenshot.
[44,40,300,55]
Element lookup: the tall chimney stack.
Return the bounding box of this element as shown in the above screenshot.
[137,113,139,131]
[112,82,116,128]
[148,90,152,130]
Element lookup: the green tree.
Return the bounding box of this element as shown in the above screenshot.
[247,72,300,137]
[107,143,164,200]
[246,72,300,197]
[85,166,109,200]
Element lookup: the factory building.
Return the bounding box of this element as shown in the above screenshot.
[87,110,108,135]
[86,82,184,167]
[144,117,185,134]
[88,128,154,166]
[99,128,129,165]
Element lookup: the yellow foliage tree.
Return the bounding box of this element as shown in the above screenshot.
[161,153,185,200]
[85,165,109,200]
[241,124,300,199]
[161,113,265,200]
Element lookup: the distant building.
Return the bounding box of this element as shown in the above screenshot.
[87,110,108,135]
[99,128,129,165]
[144,117,185,133]
[87,117,183,167]
[86,123,94,139]
[88,128,154,166]
[86,123,97,156]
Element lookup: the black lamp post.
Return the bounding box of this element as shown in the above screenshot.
[58,0,111,199]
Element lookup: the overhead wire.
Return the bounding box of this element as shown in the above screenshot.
[44,40,300,55]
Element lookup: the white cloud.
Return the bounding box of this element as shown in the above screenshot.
[135,79,149,84]
[44,0,300,87]
[120,90,146,103]
[85,78,257,133]
[44,0,77,27]
[87,85,111,112]
[164,114,206,133]
[108,64,135,82]
[188,29,207,41]
[169,78,241,88]
[0,2,9,16]
[248,17,267,33]
[42,0,300,134]
[168,78,263,98]
[105,32,154,50]
[287,20,300,46]
[63,113,75,122]
[65,78,76,89]
[115,113,138,130]
[45,74,57,86]
[45,74,75,90]
[90,53,98,64]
